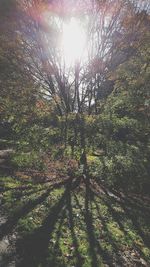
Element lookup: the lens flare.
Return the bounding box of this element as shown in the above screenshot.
[61,18,86,66]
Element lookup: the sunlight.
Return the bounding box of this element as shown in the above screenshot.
[61,18,87,66]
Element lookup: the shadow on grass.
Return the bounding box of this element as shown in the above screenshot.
[84,179,115,267]
[0,179,71,240]
[1,175,150,267]
[65,182,83,267]
[15,178,81,267]
[91,179,150,248]
[0,189,51,240]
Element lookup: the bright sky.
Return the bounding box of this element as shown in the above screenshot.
[61,18,87,66]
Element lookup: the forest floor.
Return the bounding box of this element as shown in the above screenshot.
[0,150,150,267]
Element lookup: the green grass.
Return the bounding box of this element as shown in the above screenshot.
[0,175,150,266]
[11,151,45,170]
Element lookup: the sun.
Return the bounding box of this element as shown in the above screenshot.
[61,18,87,66]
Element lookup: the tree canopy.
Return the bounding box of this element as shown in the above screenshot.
[0,0,150,190]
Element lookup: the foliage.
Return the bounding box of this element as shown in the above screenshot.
[92,26,150,192]
[0,0,150,191]
[0,2,150,266]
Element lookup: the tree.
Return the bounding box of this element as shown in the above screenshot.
[1,0,149,179]
[0,0,38,142]
[93,11,150,192]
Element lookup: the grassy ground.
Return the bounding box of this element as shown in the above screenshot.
[0,173,150,267]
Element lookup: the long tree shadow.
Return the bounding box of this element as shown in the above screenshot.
[53,207,67,257]
[99,194,149,261]
[0,184,35,193]
[117,198,150,248]
[84,178,114,267]
[1,173,149,267]
[15,178,80,267]
[66,183,83,267]
[12,186,46,200]
[0,189,51,239]
[90,185,130,236]
[0,179,70,240]
[84,178,150,266]
[84,179,99,267]
[92,195,127,266]
[93,179,150,248]
[94,178,150,213]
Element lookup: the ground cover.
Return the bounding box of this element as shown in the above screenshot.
[0,172,150,267]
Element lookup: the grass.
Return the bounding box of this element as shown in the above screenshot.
[0,174,150,267]
[11,151,45,170]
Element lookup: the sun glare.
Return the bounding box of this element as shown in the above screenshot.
[61,18,86,66]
